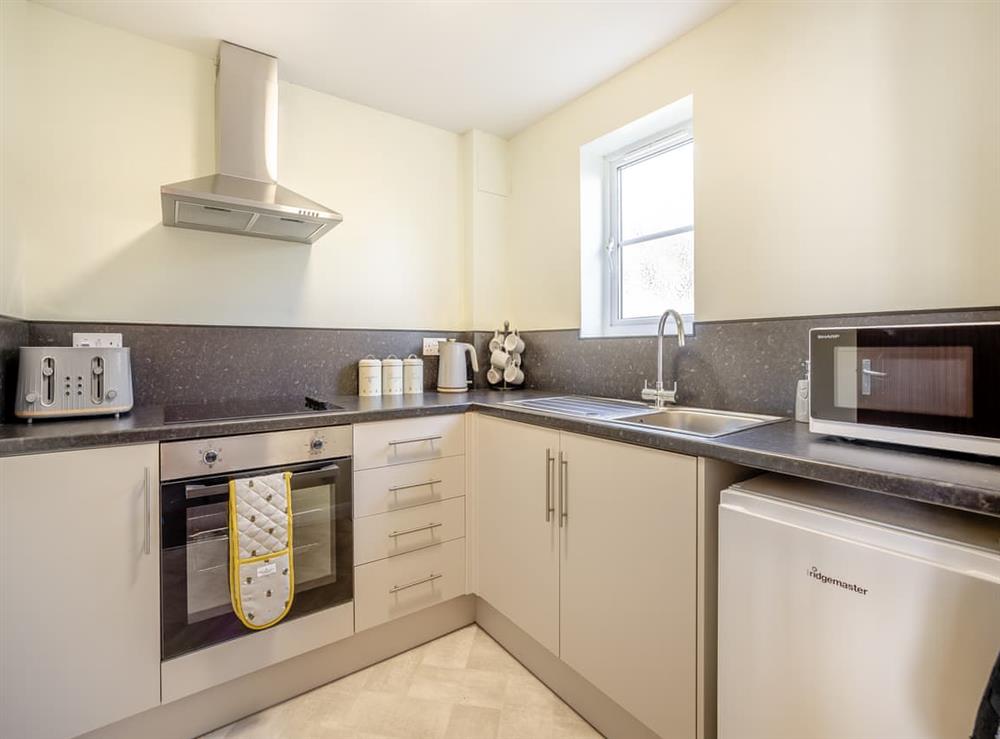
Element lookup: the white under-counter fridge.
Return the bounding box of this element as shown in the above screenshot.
[718,473,1000,739]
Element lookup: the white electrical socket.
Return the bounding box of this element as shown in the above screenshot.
[73,332,123,348]
[422,337,447,356]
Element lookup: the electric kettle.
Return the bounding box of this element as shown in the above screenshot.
[437,340,479,393]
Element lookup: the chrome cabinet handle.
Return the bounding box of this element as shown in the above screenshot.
[558,452,568,528]
[388,522,442,539]
[545,448,555,522]
[389,572,443,594]
[143,466,151,555]
[388,435,442,447]
[389,478,442,493]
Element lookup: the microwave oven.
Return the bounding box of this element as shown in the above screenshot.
[809,322,1000,457]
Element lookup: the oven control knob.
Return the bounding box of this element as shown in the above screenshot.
[310,438,325,452]
[202,449,221,465]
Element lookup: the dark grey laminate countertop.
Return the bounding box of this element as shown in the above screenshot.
[2,390,999,517]
[0,392,490,454]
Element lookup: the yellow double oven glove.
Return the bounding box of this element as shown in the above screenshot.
[228,472,295,630]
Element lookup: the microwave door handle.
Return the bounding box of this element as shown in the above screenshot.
[860,358,888,396]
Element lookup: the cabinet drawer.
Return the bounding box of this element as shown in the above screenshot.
[353,414,465,471]
[354,455,465,518]
[354,538,466,632]
[354,497,466,565]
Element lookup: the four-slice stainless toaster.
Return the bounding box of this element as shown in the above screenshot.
[15,347,134,421]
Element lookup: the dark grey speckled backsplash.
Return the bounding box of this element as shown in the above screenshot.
[475,307,1000,417]
[3,307,998,421]
[23,321,472,411]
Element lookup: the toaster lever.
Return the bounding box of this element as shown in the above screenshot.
[91,356,106,404]
[41,357,55,406]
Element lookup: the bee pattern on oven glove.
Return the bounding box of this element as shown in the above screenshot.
[229,472,295,629]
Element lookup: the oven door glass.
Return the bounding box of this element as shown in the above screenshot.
[811,324,1000,439]
[161,458,353,660]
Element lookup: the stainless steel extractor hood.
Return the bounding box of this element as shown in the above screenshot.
[161,42,342,244]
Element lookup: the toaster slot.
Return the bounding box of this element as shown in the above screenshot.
[41,356,55,406]
[91,356,105,404]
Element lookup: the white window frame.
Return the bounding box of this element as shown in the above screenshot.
[602,122,694,337]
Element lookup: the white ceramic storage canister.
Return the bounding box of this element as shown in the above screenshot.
[403,354,424,395]
[382,355,403,396]
[358,355,382,397]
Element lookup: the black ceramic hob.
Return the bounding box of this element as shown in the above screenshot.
[162,395,343,424]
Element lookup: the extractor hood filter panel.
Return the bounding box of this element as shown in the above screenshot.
[249,214,324,241]
[176,202,255,231]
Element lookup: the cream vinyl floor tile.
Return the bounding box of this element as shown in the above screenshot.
[203,625,602,739]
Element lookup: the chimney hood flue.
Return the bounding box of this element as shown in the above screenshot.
[161,41,342,244]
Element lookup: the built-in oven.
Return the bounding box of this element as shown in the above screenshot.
[159,426,353,660]
[809,323,1000,457]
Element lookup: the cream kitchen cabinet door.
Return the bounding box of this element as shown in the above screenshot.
[476,416,561,655]
[0,443,161,739]
[557,431,699,739]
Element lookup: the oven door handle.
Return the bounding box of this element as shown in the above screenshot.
[183,464,342,500]
[291,464,341,489]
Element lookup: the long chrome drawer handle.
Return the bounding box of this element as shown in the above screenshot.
[389,479,442,493]
[389,572,443,594]
[388,522,442,539]
[388,435,442,447]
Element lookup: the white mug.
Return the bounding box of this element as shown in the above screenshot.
[490,348,511,371]
[503,364,524,385]
[488,331,502,353]
[504,331,525,354]
[486,367,502,385]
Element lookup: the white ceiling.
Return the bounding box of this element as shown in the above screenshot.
[36,0,732,137]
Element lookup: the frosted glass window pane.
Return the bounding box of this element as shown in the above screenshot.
[619,142,693,241]
[620,231,694,319]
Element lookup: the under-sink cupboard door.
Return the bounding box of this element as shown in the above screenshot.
[476,416,561,655]
[0,443,161,739]
[557,432,699,739]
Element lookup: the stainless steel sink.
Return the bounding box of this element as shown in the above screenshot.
[502,396,782,438]
[610,407,782,437]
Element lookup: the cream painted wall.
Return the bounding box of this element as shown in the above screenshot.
[463,129,510,331]
[0,0,28,317]
[5,1,997,332]
[506,1,1000,329]
[2,1,467,329]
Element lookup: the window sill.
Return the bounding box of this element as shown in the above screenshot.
[581,318,695,340]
